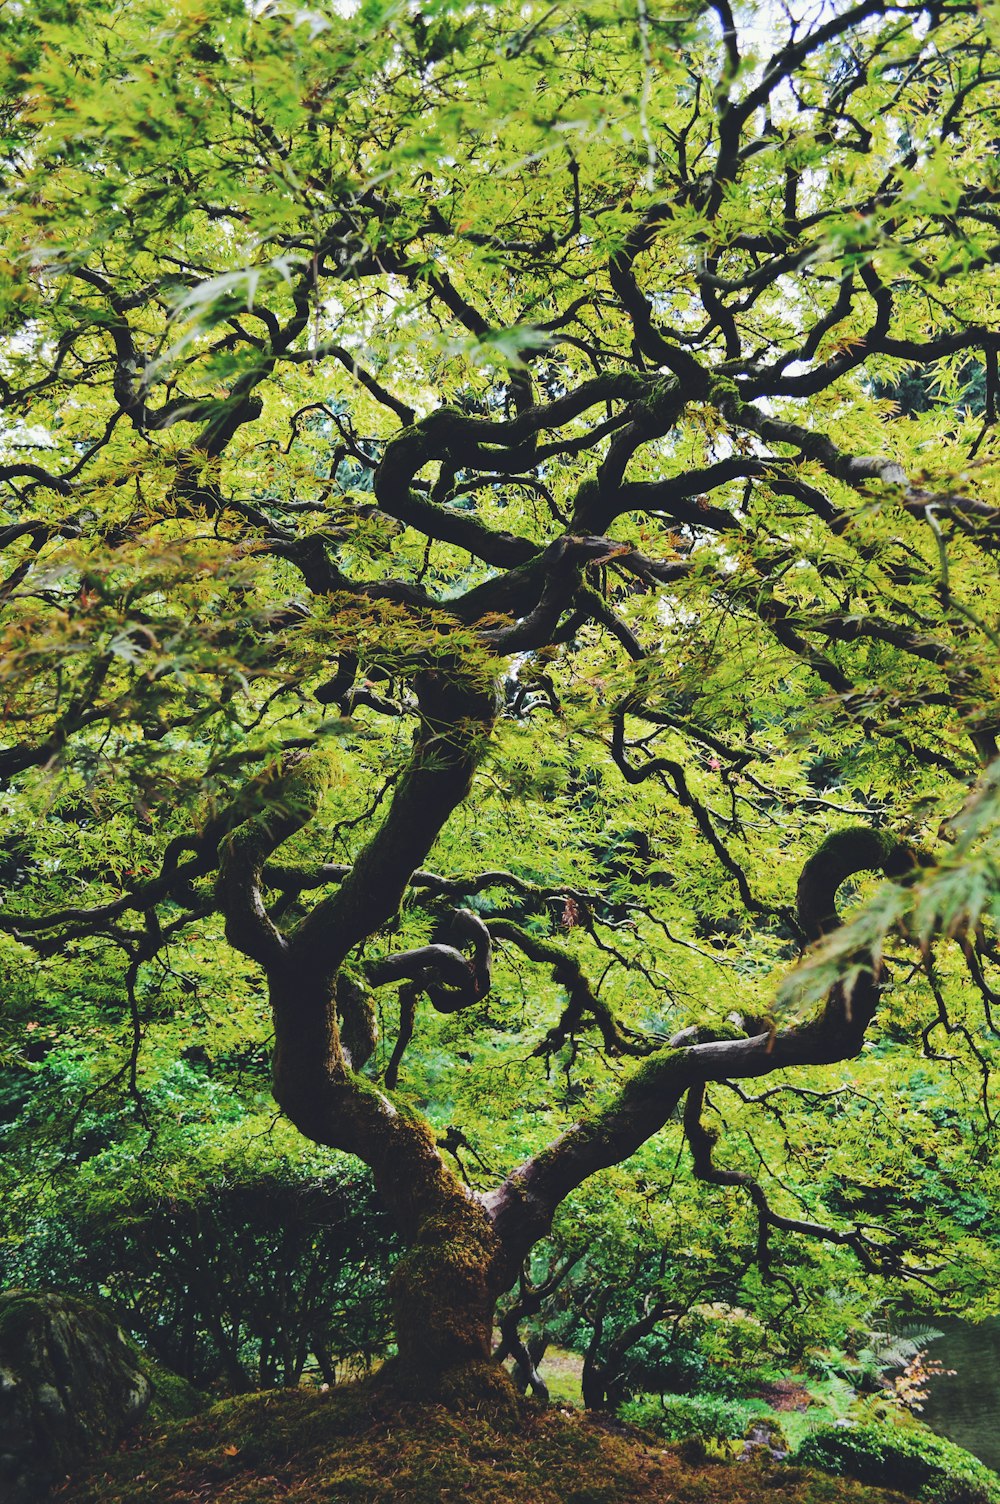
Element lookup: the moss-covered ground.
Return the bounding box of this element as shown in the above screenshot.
[53,1376,922,1504]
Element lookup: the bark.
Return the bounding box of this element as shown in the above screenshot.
[581,1291,679,1410]
[218,663,507,1395]
[268,972,505,1392]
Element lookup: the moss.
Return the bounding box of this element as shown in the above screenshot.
[708,375,742,406]
[807,827,902,871]
[389,1196,502,1395]
[139,1357,206,1423]
[433,1359,521,1418]
[247,753,335,841]
[422,404,465,432]
[797,826,915,940]
[0,1289,41,1344]
[675,1020,750,1044]
[613,1049,684,1112]
[651,374,681,404]
[57,1379,934,1504]
[292,746,344,802]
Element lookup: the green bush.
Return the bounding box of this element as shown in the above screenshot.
[619,1391,764,1444]
[4,1165,396,1392]
[793,1420,1000,1504]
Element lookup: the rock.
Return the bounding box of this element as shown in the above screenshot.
[0,1290,152,1501]
[742,1419,788,1459]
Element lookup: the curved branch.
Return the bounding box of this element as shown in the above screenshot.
[367,909,492,1013]
[289,668,496,981]
[216,751,333,968]
[484,826,916,1264]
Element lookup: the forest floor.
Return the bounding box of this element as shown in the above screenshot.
[53,1377,917,1504]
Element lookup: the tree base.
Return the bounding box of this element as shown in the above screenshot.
[381,1356,522,1418]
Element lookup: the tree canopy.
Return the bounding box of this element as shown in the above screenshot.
[4,0,1000,1398]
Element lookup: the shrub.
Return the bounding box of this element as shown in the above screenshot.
[793,1420,1000,1504]
[619,1391,765,1444]
[4,1166,397,1392]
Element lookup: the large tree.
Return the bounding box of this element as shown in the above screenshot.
[3,0,1000,1399]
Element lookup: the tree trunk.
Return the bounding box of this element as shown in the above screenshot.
[269,972,514,1404]
[214,669,511,1403]
[388,1191,506,1401]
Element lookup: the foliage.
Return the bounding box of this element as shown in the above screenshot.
[882,1352,957,1417]
[498,1170,883,1410]
[4,1165,396,1391]
[802,1325,946,1400]
[0,1018,395,1391]
[4,0,1000,1392]
[618,1391,769,1446]
[141,1358,205,1424]
[794,1422,1000,1504]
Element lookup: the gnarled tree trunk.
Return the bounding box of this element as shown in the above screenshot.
[268,973,508,1397]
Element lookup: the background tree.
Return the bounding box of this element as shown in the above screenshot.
[3,0,1000,1400]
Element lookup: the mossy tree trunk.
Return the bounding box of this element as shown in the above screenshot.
[267,968,507,1395]
[388,1196,504,1392]
[216,667,515,1398]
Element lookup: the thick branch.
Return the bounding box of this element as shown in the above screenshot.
[289,667,496,983]
[367,909,492,1014]
[484,826,915,1265]
[216,751,332,968]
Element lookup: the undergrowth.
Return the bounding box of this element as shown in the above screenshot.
[54,1376,930,1504]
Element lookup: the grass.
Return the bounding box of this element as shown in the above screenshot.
[52,1374,926,1504]
[538,1345,585,1407]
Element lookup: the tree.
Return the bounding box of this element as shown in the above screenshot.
[3,0,1000,1401]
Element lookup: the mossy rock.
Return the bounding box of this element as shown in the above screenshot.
[0,1290,154,1501]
